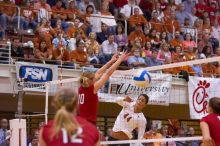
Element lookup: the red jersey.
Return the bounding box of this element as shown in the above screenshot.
[201,113,220,146]
[42,116,99,146]
[78,85,98,124]
[113,0,128,8]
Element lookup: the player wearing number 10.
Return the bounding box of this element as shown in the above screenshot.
[39,89,100,146]
[78,52,129,125]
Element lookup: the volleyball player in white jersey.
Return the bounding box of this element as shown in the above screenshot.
[109,94,149,146]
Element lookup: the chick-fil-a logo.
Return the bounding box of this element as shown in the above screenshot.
[192,80,210,114]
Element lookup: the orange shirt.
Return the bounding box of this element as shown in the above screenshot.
[128,31,145,44]
[51,6,67,20]
[70,50,87,63]
[149,19,164,32]
[53,48,70,61]
[202,63,216,77]
[35,47,52,59]
[164,19,180,33]
[128,14,148,27]
[0,1,16,16]
[169,38,183,48]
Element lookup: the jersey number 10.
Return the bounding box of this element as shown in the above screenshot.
[78,94,85,104]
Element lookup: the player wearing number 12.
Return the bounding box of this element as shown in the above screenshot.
[78,52,129,125]
[39,88,100,146]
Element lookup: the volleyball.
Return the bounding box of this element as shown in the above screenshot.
[133,70,151,88]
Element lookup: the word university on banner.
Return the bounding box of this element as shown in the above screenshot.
[188,76,220,119]
[98,70,172,106]
[15,62,58,92]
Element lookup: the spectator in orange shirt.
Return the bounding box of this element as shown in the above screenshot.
[51,0,69,32]
[149,10,164,33]
[66,0,81,22]
[52,44,70,62]
[169,31,183,49]
[66,18,86,39]
[35,40,52,60]
[128,7,148,31]
[0,0,16,39]
[70,41,88,64]
[128,24,146,46]
[164,11,181,36]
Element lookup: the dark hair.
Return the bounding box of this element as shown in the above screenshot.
[202,45,212,57]
[209,97,220,114]
[138,94,149,104]
[184,33,192,41]
[86,5,94,13]
[116,24,125,35]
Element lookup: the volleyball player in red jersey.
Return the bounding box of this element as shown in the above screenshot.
[200,97,220,146]
[39,88,100,146]
[78,52,129,125]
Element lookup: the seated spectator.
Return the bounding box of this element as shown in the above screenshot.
[67,30,85,51]
[175,3,192,26]
[53,19,64,37]
[52,31,67,51]
[128,24,145,46]
[172,45,185,63]
[66,18,86,39]
[19,0,37,30]
[157,43,172,63]
[34,40,52,60]
[23,41,34,60]
[153,2,165,21]
[85,32,100,55]
[87,46,100,64]
[114,24,127,52]
[127,48,146,68]
[189,7,198,25]
[185,46,196,61]
[146,29,161,48]
[169,31,183,49]
[197,33,213,55]
[211,19,220,42]
[128,7,147,30]
[143,41,153,57]
[195,0,208,18]
[145,49,163,67]
[187,127,200,146]
[78,0,96,13]
[100,0,112,16]
[99,34,118,64]
[164,11,181,38]
[96,23,110,44]
[51,0,69,31]
[149,10,164,33]
[70,41,87,64]
[66,0,81,22]
[193,18,203,40]
[182,33,196,51]
[202,18,212,33]
[0,118,9,146]
[160,31,169,43]
[143,124,163,146]
[52,44,70,62]
[183,0,195,14]
[202,45,212,58]
[208,1,217,24]
[11,38,24,58]
[120,0,143,20]
[176,127,187,146]
[35,18,55,48]
[34,0,52,21]
[183,17,192,28]
[160,126,176,146]
[0,0,16,39]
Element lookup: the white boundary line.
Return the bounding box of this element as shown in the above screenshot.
[100,136,202,145]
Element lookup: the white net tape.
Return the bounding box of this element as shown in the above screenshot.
[100,136,202,145]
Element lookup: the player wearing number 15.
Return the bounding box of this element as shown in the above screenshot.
[78,52,129,125]
[39,89,100,146]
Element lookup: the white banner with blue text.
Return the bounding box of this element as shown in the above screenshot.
[98,71,172,106]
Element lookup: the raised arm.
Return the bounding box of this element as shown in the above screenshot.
[115,96,133,107]
[94,52,129,93]
[94,53,118,81]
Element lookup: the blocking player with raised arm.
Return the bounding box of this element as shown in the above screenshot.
[78,52,129,125]
[200,97,220,146]
[39,88,100,146]
[109,94,149,146]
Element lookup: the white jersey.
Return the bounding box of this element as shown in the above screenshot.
[112,97,147,139]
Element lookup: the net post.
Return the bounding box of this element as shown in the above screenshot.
[45,82,49,124]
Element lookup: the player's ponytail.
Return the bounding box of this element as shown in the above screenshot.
[51,89,79,139]
[80,72,95,87]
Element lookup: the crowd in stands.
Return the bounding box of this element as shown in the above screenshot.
[0,0,220,76]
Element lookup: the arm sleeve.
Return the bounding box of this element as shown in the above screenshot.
[138,118,146,139]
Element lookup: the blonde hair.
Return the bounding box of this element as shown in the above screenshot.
[51,88,79,139]
[79,72,95,87]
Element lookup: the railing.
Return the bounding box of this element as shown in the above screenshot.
[0,41,12,64]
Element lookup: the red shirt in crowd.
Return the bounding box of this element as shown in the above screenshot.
[113,0,128,8]
[78,85,98,125]
[195,3,209,17]
[42,117,99,146]
[139,0,153,12]
[201,113,220,146]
